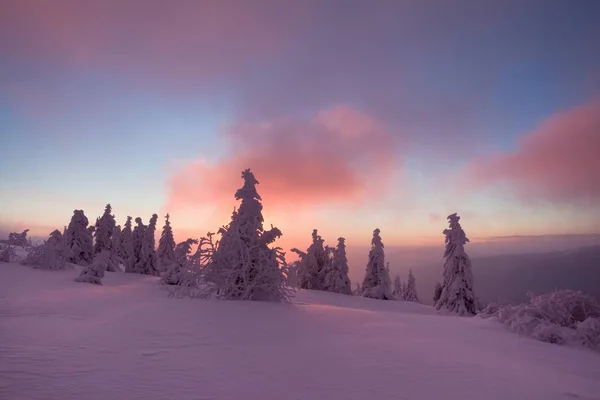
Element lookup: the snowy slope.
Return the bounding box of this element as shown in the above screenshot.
[1,263,599,400]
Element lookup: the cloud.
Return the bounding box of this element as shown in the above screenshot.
[0,0,309,89]
[166,105,400,215]
[461,100,600,206]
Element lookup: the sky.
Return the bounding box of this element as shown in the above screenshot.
[1,0,599,260]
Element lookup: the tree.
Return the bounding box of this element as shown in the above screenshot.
[134,214,159,276]
[433,281,442,304]
[404,269,420,303]
[1,229,31,247]
[157,213,176,268]
[435,213,477,315]
[323,237,352,294]
[161,238,198,285]
[393,273,403,299]
[292,229,329,290]
[361,229,393,300]
[197,169,292,302]
[94,204,116,254]
[65,209,94,265]
[75,250,115,285]
[129,217,146,273]
[120,217,135,273]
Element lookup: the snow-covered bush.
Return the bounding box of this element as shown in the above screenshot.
[161,238,198,286]
[575,318,600,351]
[479,290,600,350]
[0,245,17,263]
[21,244,46,266]
[75,250,112,285]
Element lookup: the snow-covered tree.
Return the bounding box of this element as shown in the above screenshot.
[323,237,352,294]
[20,230,72,270]
[111,225,122,257]
[433,281,442,304]
[361,229,393,300]
[120,216,135,272]
[75,250,115,285]
[0,245,16,263]
[404,269,420,303]
[393,273,403,299]
[292,229,329,290]
[1,229,31,247]
[161,238,198,285]
[94,204,116,254]
[65,209,94,265]
[157,213,176,268]
[129,217,146,273]
[435,213,477,315]
[134,214,159,276]
[196,169,292,302]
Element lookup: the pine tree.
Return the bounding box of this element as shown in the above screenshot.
[65,209,94,265]
[157,213,176,269]
[293,229,329,290]
[130,217,146,272]
[404,269,420,303]
[134,214,159,276]
[393,273,403,299]
[111,225,122,257]
[161,238,198,285]
[198,169,292,301]
[435,213,477,315]
[94,204,116,254]
[120,217,135,273]
[361,228,393,300]
[323,237,352,294]
[433,281,442,304]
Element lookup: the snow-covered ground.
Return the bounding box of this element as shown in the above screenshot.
[1,263,599,400]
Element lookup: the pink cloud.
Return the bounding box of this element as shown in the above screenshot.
[166,105,400,215]
[462,100,600,206]
[0,0,309,88]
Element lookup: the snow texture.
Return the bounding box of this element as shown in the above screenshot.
[361,228,394,300]
[1,262,599,400]
[435,213,478,315]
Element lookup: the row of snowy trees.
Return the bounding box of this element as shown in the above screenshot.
[2,167,478,315]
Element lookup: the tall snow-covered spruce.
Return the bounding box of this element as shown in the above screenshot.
[94,204,116,254]
[361,229,393,300]
[292,229,330,290]
[435,213,477,315]
[322,237,352,295]
[404,269,420,303]
[64,209,94,265]
[120,216,135,272]
[197,169,292,302]
[134,214,159,276]
[157,213,176,268]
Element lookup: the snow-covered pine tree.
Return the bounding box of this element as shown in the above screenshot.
[433,281,442,304]
[361,228,393,300]
[111,225,122,257]
[393,273,403,299]
[435,213,477,315]
[293,229,329,290]
[94,204,116,254]
[36,230,72,270]
[323,237,352,294]
[65,209,94,265]
[404,269,420,303]
[75,250,115,285]
[197,169,292,301]
[157,213,176,269]
[134,214,159,276]
[161,238,198,285]
[130,217,146,273]
[120,216,135,272]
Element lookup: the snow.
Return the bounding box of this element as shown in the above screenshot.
[1,262,599,400]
